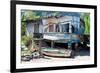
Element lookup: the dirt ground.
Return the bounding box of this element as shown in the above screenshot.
[22,49,90,63]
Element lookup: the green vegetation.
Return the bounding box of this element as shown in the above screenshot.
[84,13,90,34]
[21,35,32,47]
[21,22,26,36]
[21,49,32,56]
[21,10,41,21]
[21,10,42,36]
[80,13,90,35]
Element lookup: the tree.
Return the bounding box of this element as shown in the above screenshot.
[21,10,42,36]
[21,10,41,21]
[84,13,90,35]
[80,13,90,35]
[21,22,26,36]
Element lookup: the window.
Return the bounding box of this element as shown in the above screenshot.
[49,25,54,32]
[60,23,70,33]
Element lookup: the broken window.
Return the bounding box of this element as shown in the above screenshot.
[59,22,74,33]
[60,23,70,33]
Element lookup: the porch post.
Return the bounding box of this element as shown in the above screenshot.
[51,40,54,48]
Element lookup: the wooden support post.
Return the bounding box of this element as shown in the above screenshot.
[39,39,42,57]
[51,40,54,48]
[68,42,72,49]
[74,43,79,55]
[39,39,44,58]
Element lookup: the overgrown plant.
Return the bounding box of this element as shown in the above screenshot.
[21,35,32,47]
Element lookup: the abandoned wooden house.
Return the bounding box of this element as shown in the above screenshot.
[25,12,84,49]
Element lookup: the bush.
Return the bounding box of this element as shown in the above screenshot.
[21,35,32,47]
[21,22,26,36]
